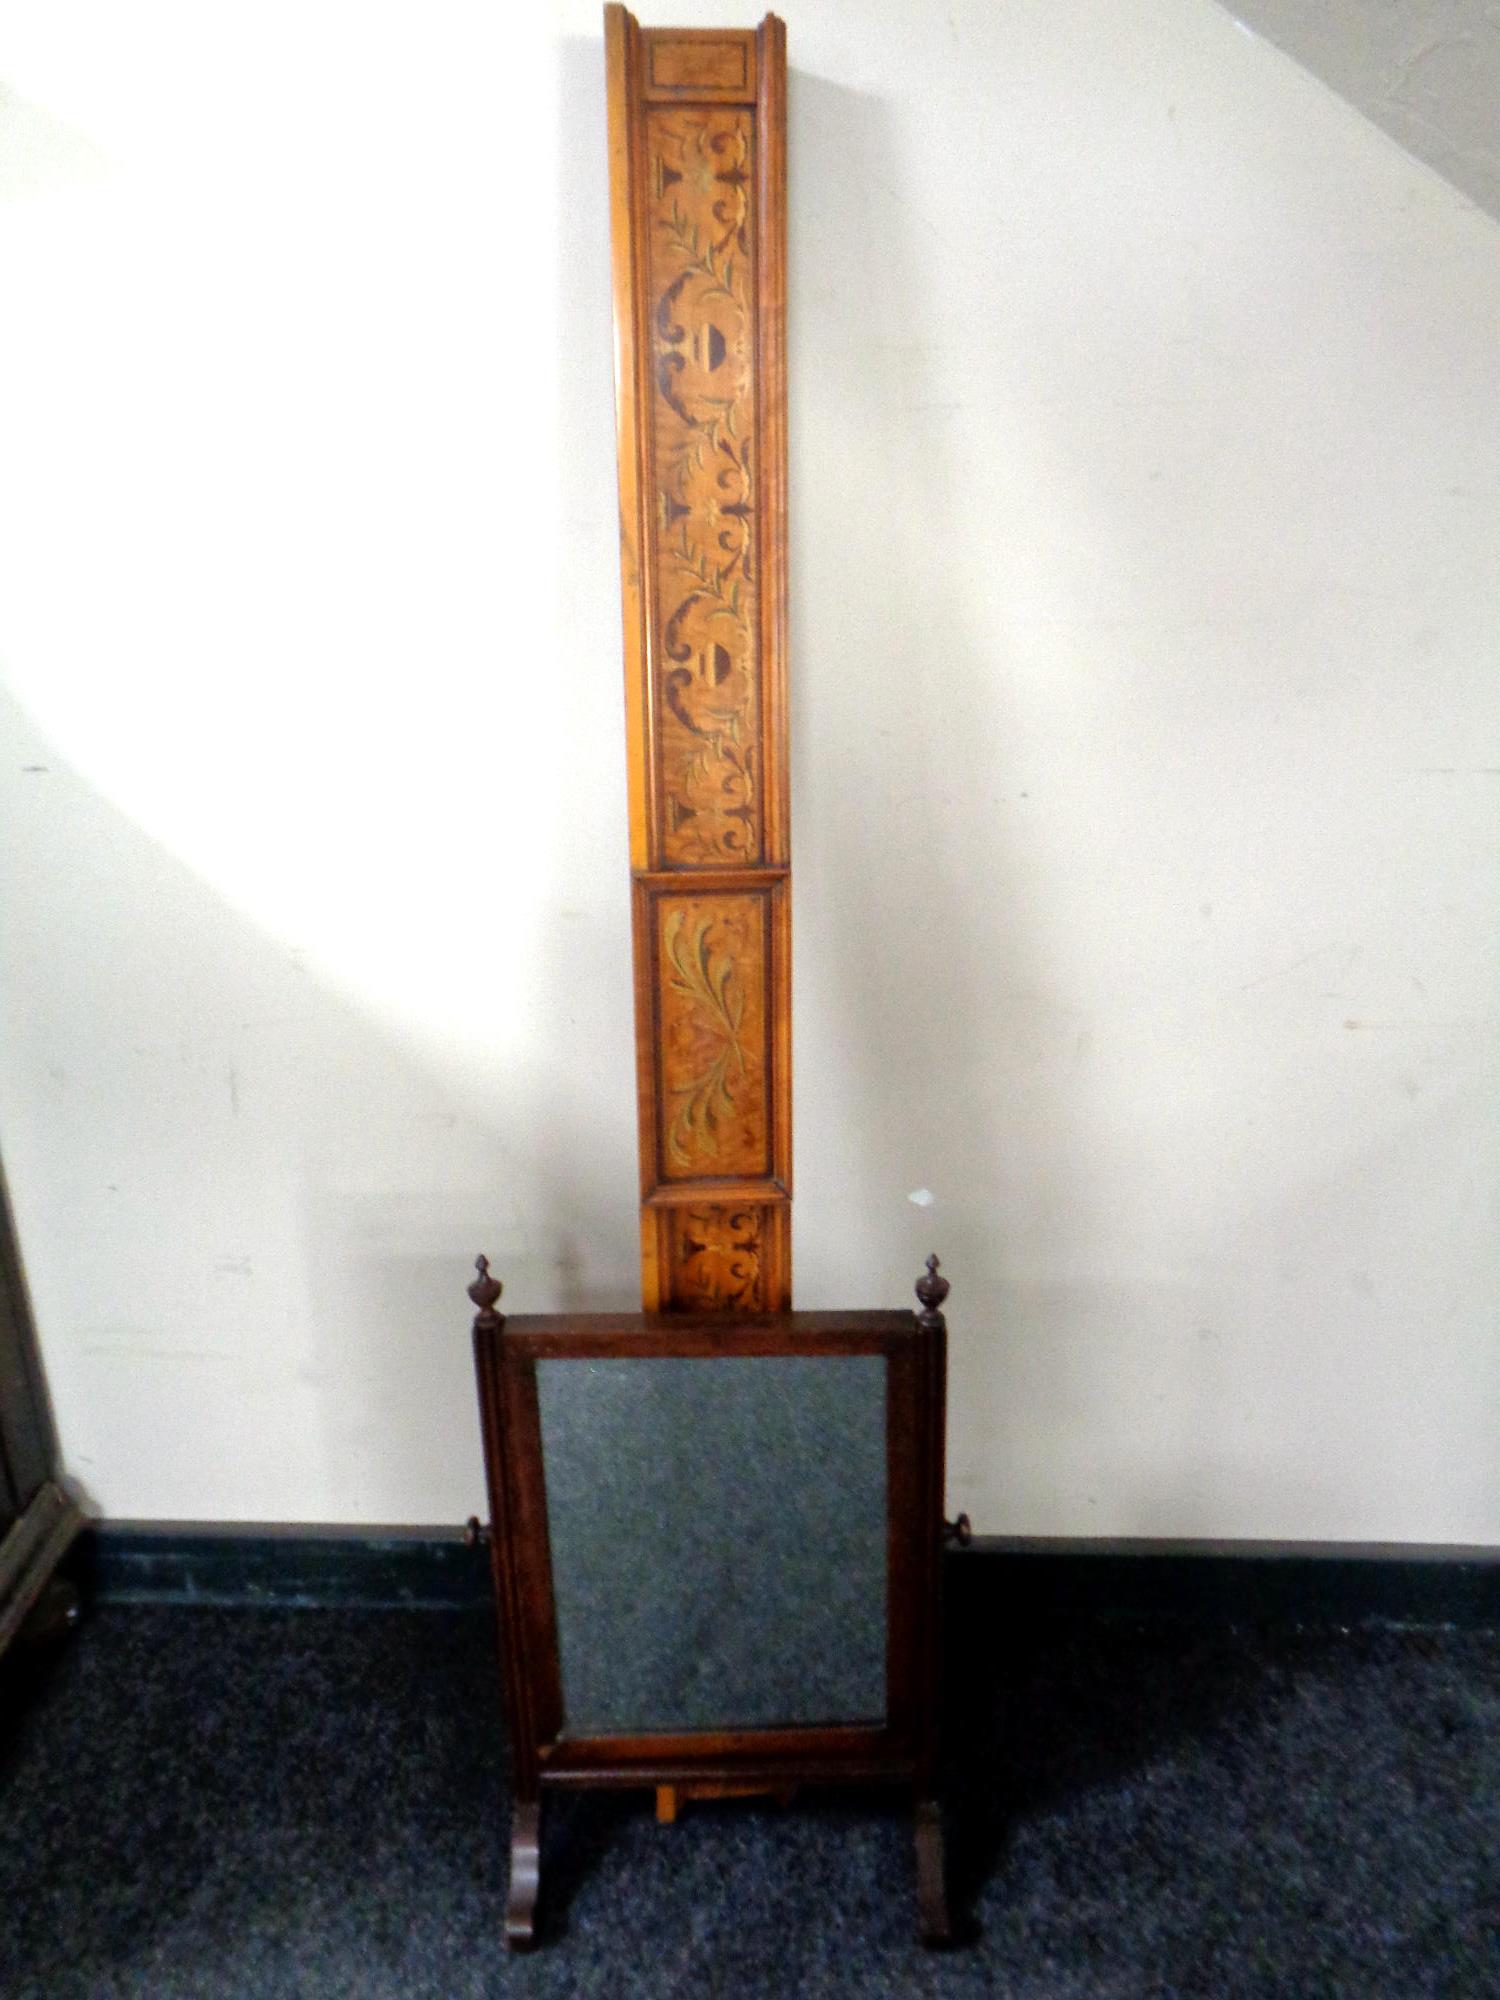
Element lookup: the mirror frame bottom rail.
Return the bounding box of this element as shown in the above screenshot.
[470,1288,955,1951]
[542,1722,903,1782]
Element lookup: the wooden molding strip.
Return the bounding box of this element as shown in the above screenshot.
[604,6,791,1311]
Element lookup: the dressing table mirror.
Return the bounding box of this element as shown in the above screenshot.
[470,1261,957,1947]
[466,4,964,1948]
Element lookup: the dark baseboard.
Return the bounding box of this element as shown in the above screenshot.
[950,1537,1500,1631]
[73,1523,1500,1628]
[72,1522,491,1612]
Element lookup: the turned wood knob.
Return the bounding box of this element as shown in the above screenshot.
[468,1254,504,1327]
[914,1253,950,1330]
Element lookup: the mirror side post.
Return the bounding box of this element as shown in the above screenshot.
[913,1255,955,1946]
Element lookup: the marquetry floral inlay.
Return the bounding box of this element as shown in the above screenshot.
[647,107,760,866]
[669,1205,765,1311]
[658,897,768,1179]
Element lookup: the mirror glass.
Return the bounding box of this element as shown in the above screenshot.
[536,1353,887,1733]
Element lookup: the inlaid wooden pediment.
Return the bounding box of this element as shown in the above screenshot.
[606,7,789,1310]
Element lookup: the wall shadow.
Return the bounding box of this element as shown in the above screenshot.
[0,683,633,1526]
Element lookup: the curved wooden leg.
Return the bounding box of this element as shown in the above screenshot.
[505,1797,541,1951]
[914,1798,953,1947]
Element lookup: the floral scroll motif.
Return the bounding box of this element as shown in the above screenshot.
[657,896,768,1180]
[646,108,760,867]
[669,1206,765,1311]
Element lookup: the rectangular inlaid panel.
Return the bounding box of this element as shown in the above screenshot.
[647,35,753,96]
[607,8,789,1311]
[662,1200,787,1312]
[655,891,769,1182]
[647,105,761,868]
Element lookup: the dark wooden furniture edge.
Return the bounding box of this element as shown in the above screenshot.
[0,1479,85,1657]
[0,1158,84,1664]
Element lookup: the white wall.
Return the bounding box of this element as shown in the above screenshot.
[1231,0,1500,223]
[1,1,1496,1537]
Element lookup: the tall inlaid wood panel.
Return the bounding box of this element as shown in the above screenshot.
[605,7,791,1312]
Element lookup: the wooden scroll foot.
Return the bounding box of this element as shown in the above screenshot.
[505,1798,541,1951]
[914,1799,954,1947]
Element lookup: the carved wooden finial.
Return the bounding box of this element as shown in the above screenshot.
[468,1253,504,1328]
[914,1252,949,1330]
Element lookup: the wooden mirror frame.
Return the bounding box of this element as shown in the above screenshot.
[470,1262,956,1948]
